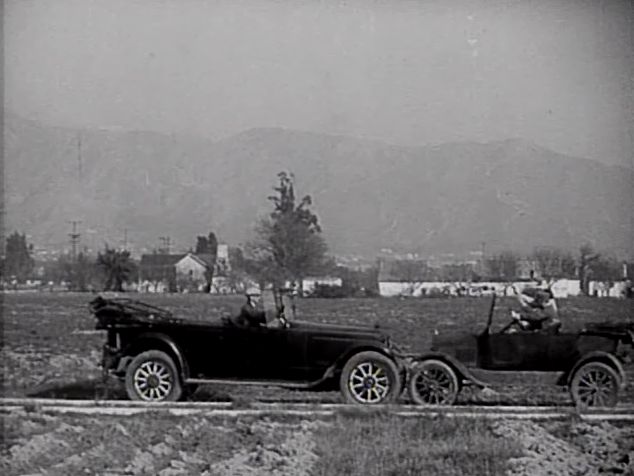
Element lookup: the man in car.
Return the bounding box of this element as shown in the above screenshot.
[233,286,267,327]
[512,281,561,332]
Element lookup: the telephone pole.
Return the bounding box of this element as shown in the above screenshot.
[159,236,171,254]
[68,221,82,262]
[77,133,83,180]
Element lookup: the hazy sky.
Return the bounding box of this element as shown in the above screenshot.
[5,0,634,168]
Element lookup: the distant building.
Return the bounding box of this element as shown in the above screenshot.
[377,259,434,297]
[302,276,343,296]
[377,257,584,298]
[589,280,629,298]
[138,253,185,292]
[175,253,214,292]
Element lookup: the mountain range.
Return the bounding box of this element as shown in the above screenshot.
[4,113,633,259]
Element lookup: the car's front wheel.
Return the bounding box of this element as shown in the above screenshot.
[408,359,459,405]
[125,350,183,402]
[340,351,401,404]
[570,362,620,408]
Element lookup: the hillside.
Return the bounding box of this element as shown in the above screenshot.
[4,114,633,258]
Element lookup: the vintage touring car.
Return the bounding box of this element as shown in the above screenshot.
[90,292,404,404]
[407,295,632,408]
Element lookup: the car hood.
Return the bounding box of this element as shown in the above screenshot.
[290,320,388,338]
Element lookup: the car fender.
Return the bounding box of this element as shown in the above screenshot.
[125,332,190,381]
[409,352,488,388]
[335,343,400,372]
[566,351,627,388]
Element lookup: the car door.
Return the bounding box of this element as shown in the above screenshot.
[240,325,308,381]
[478,333,552,370]
[183,323,252,379]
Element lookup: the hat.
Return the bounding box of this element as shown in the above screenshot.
[245,286,261,296]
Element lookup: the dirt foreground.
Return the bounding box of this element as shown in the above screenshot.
[1,409,632,476]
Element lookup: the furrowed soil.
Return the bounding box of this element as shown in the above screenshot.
[1,409,633,476]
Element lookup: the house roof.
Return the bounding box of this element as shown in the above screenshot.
[139,254,186,268]
[194,253,217,268]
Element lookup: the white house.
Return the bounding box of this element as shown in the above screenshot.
[175,253,214,292]
[377,258,584,298]
[589,280,629,298]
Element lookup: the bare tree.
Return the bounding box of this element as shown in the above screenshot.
[485,251,519,281]
[531,247,576,280]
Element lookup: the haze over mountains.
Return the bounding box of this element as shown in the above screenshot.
[4,113,633,259]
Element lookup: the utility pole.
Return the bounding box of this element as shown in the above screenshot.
[480,241,486,277]
[77,133,83,180]
[159,236,171,254]
[68,221,82,262]
[122,229,129,251]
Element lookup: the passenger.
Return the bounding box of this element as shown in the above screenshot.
[512,281,561,332]
[233,287,267,328]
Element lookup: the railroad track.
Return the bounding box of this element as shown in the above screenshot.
[2,398,633,421]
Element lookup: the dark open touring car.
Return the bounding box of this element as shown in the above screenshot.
[90,291,404,404]
[407,295,632,408]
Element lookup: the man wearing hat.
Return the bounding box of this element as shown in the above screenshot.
[233,286,267,327]
[511,280,561,332]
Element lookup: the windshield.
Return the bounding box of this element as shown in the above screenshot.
[281,293,296,321]
[261,289,278,323]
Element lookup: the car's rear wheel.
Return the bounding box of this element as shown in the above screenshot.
[570,362,620,408]
[340,351,401,404]
[125,350,183,402]
[408,359,459,405]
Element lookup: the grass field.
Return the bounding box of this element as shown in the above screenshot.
[1,292,633,403]
[2,292,633,475]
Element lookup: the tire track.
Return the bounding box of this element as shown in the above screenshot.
[2,398,633,421]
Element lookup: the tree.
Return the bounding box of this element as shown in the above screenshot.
[485,251,519,281]
[248,172,328,287]
[195,232,218,292]
[578,244,601,295]
[195,232,218,255]
[97,246,135,291]
[3,232,34,282]
[531,247,576,280]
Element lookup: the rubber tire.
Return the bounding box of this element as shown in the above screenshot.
[339,351,401,405]
[125,350,183,402]
[570,361,620,409]
[408,359,459,406]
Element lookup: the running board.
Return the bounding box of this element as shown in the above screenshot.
[185,365,336,390]
[185,378,317,389]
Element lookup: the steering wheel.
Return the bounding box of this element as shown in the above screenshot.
[277,305,289,328]
[499,312,532,334]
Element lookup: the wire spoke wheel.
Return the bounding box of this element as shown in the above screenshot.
[348,361,390,403]
[340,351,401,405]
[125,350,182,402]
[409,360,459,406]
[571,362,620,409]
[133,360,173,400]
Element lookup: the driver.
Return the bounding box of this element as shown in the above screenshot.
[512,281,560,332]
[233,287,267,328]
